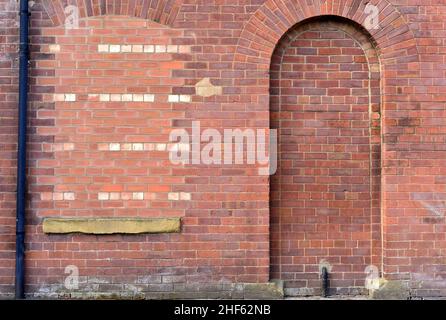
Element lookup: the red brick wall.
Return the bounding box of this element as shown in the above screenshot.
[270,19,381,296]
[1,0,446,298]
[0,0,19,296]
[25,10,269,296]
[39,17,192,218]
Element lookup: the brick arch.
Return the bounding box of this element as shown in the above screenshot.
[235,0,419,70]
[272,17,381,70]
[270,18,383,295]
[42,0,182,27]
[234,0,421,285]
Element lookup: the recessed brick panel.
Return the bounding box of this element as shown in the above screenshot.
[270,20,381,295]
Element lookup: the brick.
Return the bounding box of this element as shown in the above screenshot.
[109,143,121,151]
[99,94,110,102]
[144,45,154,53]
[98,44,109,52]
[132,143,144,151]
[168,95,179,103]
[144,94,155,102]
[98,192,110,201]
[180,192,191,200]
[1,1,443,300]
[63,192,75,201]
[132,192,144,200]
[48,44,60,53]
[168,193,180,201]
[155,45,166,53]
[270,21,382,294]
[109,45,121,53]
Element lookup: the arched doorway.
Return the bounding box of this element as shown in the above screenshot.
[270,17,381,296]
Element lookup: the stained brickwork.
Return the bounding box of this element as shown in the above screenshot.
[270,19,381,296]
[0,0,446,299]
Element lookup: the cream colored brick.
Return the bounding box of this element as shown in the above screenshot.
[98,44,109,52]
[132,143,144,151]
[109,143,121,151]
[54,94,65,102]
[109,45,120,53]
[49,44,61,53]
[121,192,132,200]
[168,192,179,201]
[99,94,110,102]
[144,45,154,53]
[122,94,133,102]
[64,192,75,200]
[167,45,178,53]
[156,144,166,151]
[144,143,155,151]
[63,143,75,151]
[168,95,179,103]
[144,94,155,102]
[155,45,166,53]
[111,94,121,102]
[180,95,191,103]
[65,94,76,102]
[121,45,132,53]
[132,192,144,200]
[180,192,191,200]
[133,94,144,102]
[109,192,120,200]
[122,143,132,151]
[132,45,143,53]
[98,192,109,200]
[52,192,64,201]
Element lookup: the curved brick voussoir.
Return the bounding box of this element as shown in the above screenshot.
[42,0,182,27]
[235,0,419,71]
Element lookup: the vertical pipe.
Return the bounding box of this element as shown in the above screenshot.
[321,267,329,298]
[15,0,30,300]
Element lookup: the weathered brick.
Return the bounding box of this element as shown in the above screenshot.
[0,0,445,300]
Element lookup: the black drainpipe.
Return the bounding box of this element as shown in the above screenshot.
[15,0,30,300]
[321,266,329,298]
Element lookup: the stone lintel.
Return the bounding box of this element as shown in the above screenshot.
[43,217,181,234]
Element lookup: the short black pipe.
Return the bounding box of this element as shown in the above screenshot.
[321,267,329,297]
[15,0,30,300]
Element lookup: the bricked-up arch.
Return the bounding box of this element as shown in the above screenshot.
[42,0,182,27]
[234,0,420,288]
[235,0,419,68]
[270,18,382,296]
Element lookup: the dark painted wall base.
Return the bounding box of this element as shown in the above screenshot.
[21,282,284,300]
